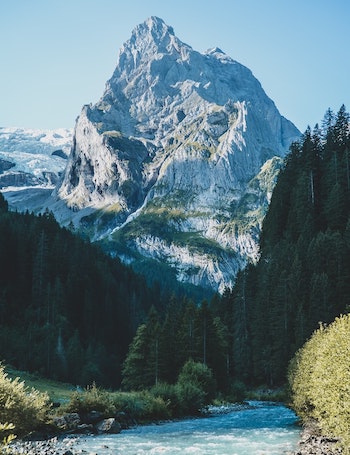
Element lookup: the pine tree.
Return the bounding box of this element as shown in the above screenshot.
[0,192,8,212]
[121,323,149,390]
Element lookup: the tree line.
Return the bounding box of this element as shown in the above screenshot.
[1,105,349,393]
[121,300,230,393]
[215,105,350,386]
[0,197,164,386]
[122,105,350,391]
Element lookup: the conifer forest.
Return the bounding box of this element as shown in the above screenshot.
[0,106,349,394]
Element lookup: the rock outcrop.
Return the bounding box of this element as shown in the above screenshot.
[12,17,301,292]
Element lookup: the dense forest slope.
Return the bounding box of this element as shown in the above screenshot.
[1,106,348,393]
[116,105,350,393]
[0,194,164,386]
[217,105,350,385]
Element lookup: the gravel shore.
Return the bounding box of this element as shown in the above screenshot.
[290,423,342,455]
[8,436,79,455]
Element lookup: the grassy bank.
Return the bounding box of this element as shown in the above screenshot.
[5,365,75,404]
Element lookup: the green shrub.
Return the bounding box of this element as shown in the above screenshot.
[141,392,171,420]
[174,382,205,415]
[150,382,179,413]
[112,391,145,419]
[174,360,216,414]
[111,391,170,421]
[288,315,350,453]
[288,326,326,420]
[226,380,247,403]
[63,383,115,416]
[177,360,216,401]
[0,364,50,436]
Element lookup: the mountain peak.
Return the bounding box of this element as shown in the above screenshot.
[53,18,301,293]
[112,16,187,74]
[143,16,175,37]
[127,16,176,51]
[109,17,193,93]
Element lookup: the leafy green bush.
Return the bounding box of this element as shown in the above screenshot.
[63,386,170,423]
[112,391,170,421]
[0,364,50,436]
[288,326,326,420]
[226,380,247,403]
[175,360,216,414]
[288,315,350,453]
[150,382,179,413]
[63,383,115,416]
[174,381,205,415]
[177,360,216,400]
[140,392,171,420]
[112,391,145,418]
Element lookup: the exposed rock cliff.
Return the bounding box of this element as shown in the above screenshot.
[53,17,300,292]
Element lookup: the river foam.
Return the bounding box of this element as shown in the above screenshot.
[71,401,300,455]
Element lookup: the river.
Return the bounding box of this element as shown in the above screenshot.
[71,401,300,454]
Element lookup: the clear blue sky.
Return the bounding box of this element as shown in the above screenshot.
[1,0,349,132]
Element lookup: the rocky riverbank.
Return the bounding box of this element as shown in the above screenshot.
[290,422,342,455]
[6,410,134,455]
[8,437,77,455]
[5,403,300,455]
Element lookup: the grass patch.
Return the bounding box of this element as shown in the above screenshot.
[5,366,75,404]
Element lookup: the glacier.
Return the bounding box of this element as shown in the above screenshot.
[0,127,72,212]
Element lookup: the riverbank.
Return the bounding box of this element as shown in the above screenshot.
[290,421,342,455]
[7,403,253,454]
[7,401,299,454]
[8,436,78,455]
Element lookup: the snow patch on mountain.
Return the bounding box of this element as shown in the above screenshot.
[0,127,72,216]
[0,127,72,190]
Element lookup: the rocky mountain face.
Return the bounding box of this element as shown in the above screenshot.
[17,17,301,292]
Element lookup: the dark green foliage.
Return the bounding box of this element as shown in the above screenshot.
[63,385,171,422]
[80,362,214,420]
[0,202,162,387]
[174,381,205,415]
[226,379,247,403]
[221,105,350,386]
[177,359,216,402]
[151,361,216,416]
[0,193,8,212]
[121,300,228,394]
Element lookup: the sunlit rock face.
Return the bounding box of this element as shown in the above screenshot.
[54,16,300,292]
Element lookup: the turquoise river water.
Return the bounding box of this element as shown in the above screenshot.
[71,401,300,454]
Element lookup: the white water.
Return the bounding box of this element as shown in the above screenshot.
[71,402,300,454]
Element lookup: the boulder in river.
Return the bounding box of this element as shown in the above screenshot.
[95,418,121,434]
